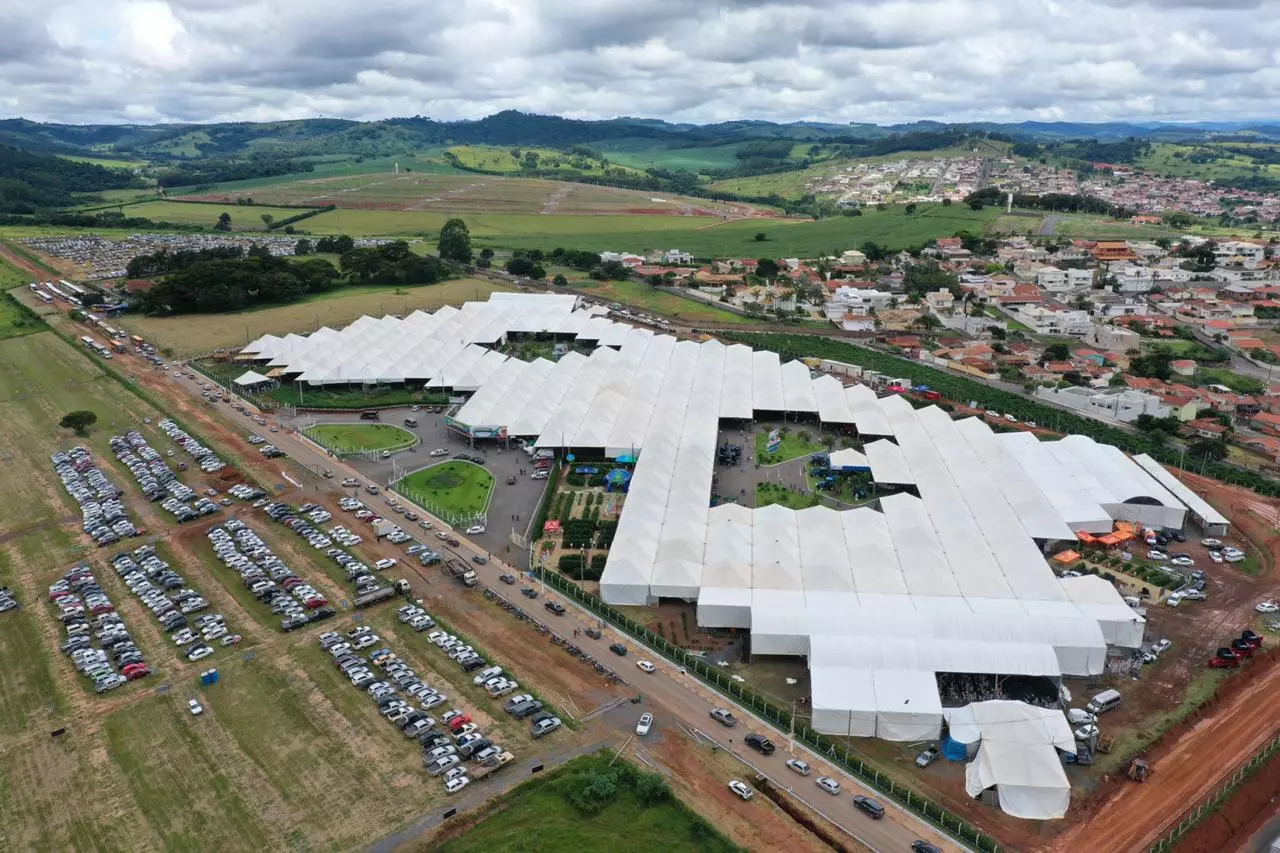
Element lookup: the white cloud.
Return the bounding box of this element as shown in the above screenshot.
[7,0,1280,124]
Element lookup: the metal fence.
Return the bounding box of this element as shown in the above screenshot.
[532,566,1001,853]
[392,481,487,530]
[1149,729,1280,852]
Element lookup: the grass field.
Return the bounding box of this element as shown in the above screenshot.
[595,139,745,173]
[122,201,311,228]
[59,155,147,170]
[445,145,645,177]
[303,422,417,453]
[114,277,512,356]
[0,293,48,340]
[755,426,824,464]
[755,482,820,510]
[398,460,494,518]
[177,171,756,219]
[572,279,754,325]
[1136,142,1280,183]
[433,752,742,853]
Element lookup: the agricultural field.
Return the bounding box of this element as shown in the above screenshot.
[1136,142,1280,182]
[120,201,313,228]
[429,752,742,853]
[114,277,512,356]
[0,294,47,341]
[397,460,494,518]
[490,203,1001,258]
[594,139,746,173]
[444,145,645,177]
[58,155,147,170]
[303,423,417,453]
[176,171,769,219]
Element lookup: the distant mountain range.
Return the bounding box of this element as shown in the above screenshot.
[3,111,1279,162]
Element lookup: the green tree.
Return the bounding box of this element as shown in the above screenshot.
[59,410,97,436]
[260,213,274,227]
[214,212,231,232]
[294,238,312,256]
[437,218,473,263]
[754,232,767,242]
[904,203,918,215]
[1189,437,1228,462]
[553,274,567,286]
[942,197,953,206]
[967,198,985,211]
[755,258,780,280]
[1042,342,1071,362]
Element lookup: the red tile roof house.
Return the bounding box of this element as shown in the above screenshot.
[1185,418,1227,439]
[1170,358,1197,376]
[1251,411,1280,437]
[1239,434,1280,462]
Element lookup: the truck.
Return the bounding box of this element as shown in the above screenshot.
[445,559,478,587]
[470,750,514,781]
[112,342,126,354]
[353,587,397,608]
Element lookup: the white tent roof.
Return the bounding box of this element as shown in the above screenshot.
[953,700,1076,820]
[233,369,270,387]
[828,448,869,469]
[1132,454,1229,528]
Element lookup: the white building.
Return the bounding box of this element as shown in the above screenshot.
[1012,306,1093,337]
[1067,268,1095,289]
[1214,241,1266,269]
[663,249,694,265]
[1033,386,1170,424]
[1036,267,1069,292]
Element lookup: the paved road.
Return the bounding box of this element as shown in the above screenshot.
[1038,215,1064,236]
[168,370,966,853]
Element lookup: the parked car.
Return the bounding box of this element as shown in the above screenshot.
[728,780,753,801]
[915,747,939,768]
[786,758,810,776]
[187,699,204,716]
[636,660,656,673]
[635,712,653,736]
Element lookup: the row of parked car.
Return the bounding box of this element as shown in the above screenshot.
[157,417,225,474]
[53,448,139,546]
[206,519,334,631]
[261,501,388,600]
[110,545,237,661]
[340,497,440,561]
[108,428,219,521]
[51,563,150,692]
[0,587,17,613]
[1208,629,1264,668]
[319,628,514,794]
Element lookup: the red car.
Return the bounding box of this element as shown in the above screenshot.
[1230,639,1255,658]
[1240,630,1264,649]
[447,714,472,732]
[304,597,328,610]
[122,663,151,680]
[1209,656,1239,669]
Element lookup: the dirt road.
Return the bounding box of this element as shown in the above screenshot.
[1048,652,1280,852]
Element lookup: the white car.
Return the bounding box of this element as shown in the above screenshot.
[1147,550,1168,561]
[1256,601,1278,614]
[636,660,656,674]
[187,699,204,716]
[1201,538,1223,549]
[443,766,467,782]
[815,776,841,795]
[466,525,486,535]
[1075,724,1100,741]
[430,448,448,457]
[374,558,398,570]
[728,780,753,801]
[1170,556,1194,567]
[1209,551,1224,564]
[786,758,810,776]
[636,712,653,736]
[444,776,469,794]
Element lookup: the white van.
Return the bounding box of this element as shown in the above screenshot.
[1085,689,1122,716]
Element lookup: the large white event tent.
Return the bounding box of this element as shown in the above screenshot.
[240,295,1224,753]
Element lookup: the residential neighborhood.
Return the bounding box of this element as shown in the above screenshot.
[592,233,1280,470]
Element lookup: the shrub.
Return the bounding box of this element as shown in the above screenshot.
[634,772,672,806]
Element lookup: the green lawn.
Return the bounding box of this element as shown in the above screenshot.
[435,753,742,853]
[122,201,312,227]
[0,293,48,340]
[755,427,824,464]
[573,280,754,325]
[1197,367,1266,395]
[397,460,495,520]
[755,482,819,510]
[303,422,417,453]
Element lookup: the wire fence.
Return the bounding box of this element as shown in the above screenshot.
[1149,729,1280,853]
[532,566,1001,853]
[392,481,488,530]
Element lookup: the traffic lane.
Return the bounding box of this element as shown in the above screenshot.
[448,546,959,853]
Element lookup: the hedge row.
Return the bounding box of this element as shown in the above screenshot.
[722,331,1279,497]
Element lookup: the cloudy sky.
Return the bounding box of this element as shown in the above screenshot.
[3,0,1279,126]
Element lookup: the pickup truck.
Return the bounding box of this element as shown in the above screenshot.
[470,750,514,781]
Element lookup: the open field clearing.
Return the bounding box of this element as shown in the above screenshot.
[114,277,512,356]
[176,171,770,218]
[429,752,742,853]
[304,422,417,453]
[444,145,646,177]
[0,293,47,340]
[597,139,746,172]
[122,201,309,228]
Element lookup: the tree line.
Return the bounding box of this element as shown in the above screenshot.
[0,145,142,213]
[154,157,314,188]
